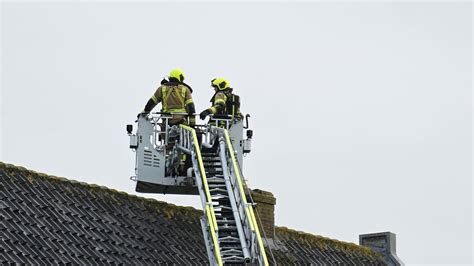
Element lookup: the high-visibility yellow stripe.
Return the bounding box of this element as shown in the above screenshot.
[231,95,235,119]
[180,126,216,224]
[210,107,217,114]
[224,129,269,266]
[249,206,268,265]
[214,98,226,105]
[151,95,158,103]
[175,87,185,106]
[180,125,222,265]
[224,130,247,202]
[206,205,223,265]
[161,87,169,111]
[185,98,193,105]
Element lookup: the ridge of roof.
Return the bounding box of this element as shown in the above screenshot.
[0,161,202,221]
[0,161,381,260]
[275,226,382,259]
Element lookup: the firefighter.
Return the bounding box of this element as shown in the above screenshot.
[139,68,196,126]
[199,78,242,122]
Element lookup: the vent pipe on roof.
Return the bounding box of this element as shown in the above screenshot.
[359,232,404,266]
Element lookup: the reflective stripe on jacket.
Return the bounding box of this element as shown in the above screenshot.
[150,83,193,113]
[209,91,227,114]
[208,90,242,120]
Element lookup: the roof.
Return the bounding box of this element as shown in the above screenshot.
[0,161,385,265]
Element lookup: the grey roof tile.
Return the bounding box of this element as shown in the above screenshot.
[0,161,385,265]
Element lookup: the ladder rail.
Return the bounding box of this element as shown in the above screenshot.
[218,139,251,262]
[179,125,223,266]
[200,217,216,264]
[216,126,269,266]
[179,124,268,265]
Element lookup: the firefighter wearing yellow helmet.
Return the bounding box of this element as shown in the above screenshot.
[199,78,242,121]
[140,68,196,125]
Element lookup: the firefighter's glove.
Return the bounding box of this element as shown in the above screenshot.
[199,110,211,120]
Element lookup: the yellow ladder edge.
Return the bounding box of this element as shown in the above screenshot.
[224,130,269,266]
[180,125,223,266]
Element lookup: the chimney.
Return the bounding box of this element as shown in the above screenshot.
[359,232,404,266]
[249,189,276,239]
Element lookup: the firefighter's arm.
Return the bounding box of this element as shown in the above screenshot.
[184,88,196,125]
[209,93,226,114]
[143,86,162,113]
[200,93,225,120]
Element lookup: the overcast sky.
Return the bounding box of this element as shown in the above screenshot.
[1,2,472,265]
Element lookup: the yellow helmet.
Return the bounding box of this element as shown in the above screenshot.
[211,78,230,90]
[169,68,185,82]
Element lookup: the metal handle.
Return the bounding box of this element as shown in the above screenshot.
[244,114,251,129]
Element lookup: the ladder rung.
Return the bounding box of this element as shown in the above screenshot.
[201,152,218,156]
[211,197,229,202]
[204,167,222,171]
[221,250,243,255]
[218,227,238,233]
[220,245,242,250]
[206,172,223,176]
[209,188,228,193]
[203,160,220,164]
[214,213,234,218]
[202,155,220,159]
[212,196,230,200]
[220,240,240,244]
[208,184,226,188]
[203,162,222,165]
[207,177,224,180]
[217,232,239,238]
[205,167,222,171]
[213,212,234,218]
[222,258,245,263]
[202,158,219,160]
[221,246,242,250]
[214,205,232,210]
[208,175,224,178]
[213,210,233,215]
[219,236,239,241]
[216,219,235,225]
[207,180,225,185]
[204,165,222,169]
[211,192,229,197]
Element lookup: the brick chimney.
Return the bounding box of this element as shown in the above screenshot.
[249,189,276,239]
[359,232,404,266]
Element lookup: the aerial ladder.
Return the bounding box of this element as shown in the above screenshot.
[126,113,268,265]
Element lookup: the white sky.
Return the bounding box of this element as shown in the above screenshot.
[1,2,472,265]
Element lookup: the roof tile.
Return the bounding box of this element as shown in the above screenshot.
[0,161,385,265]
